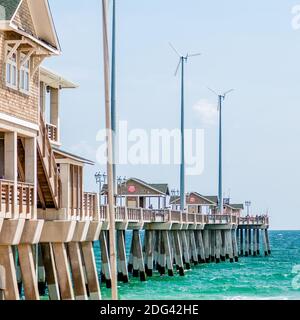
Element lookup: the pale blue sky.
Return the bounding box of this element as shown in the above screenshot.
[45,0,300,230]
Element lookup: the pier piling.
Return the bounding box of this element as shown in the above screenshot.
[256,229,260,255]
[0,265,5,300]
[100,231,112,288]
[215,230,221,263]
[196,231,206,263]
[232,229,239,262]
[173,231,184,276]
[245,229,249,256]
[41,244,60,300]
[262,229,268,256]
[265,229,271,254]
[68,242,88,300]
[117,231,129,282]
[162,231,174,276]
[181,231,191,269]
[132,230,146,281]
[253,229,257,257]
[240,228,244,256]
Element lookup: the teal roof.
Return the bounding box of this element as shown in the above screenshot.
[0,0,21,21]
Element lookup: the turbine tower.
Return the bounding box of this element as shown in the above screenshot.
[170,43,201,211]
[208,87,234,215]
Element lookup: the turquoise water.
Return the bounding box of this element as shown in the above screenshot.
[95,231,300,300]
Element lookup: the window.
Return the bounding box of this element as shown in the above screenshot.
[5,48,18,89]
[20,53,30,93]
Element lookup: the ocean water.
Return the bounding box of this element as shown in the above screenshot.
[95,230,300,300]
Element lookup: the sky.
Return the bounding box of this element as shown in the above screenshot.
[44,0,300,230]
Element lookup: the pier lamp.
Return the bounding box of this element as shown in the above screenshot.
[117,176,127,206]
[95,172,107,205]
[245,201,251,216]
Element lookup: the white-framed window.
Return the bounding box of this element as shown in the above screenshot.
[5,48,18,90]
[19,53,30,94]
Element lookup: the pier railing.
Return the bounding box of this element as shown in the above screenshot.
[17,182,35,219]
[0,180,14,219]
[238,216,269,225]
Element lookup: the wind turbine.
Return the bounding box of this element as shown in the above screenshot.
[170,43,201,211]
[208,87,234,215]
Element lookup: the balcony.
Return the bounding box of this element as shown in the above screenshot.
[46,123,58,144]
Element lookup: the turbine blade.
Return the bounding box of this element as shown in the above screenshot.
[207,87,218,97]
[169,42,181,57]
[223,89,234,98]
[187,53,201,58]
[174,59,181,76]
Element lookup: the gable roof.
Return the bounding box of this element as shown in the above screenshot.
[170,192,217,206]
[0,0,21,20]
[230,204,244,210]
[101,178,170,196]
[0,0,60,54]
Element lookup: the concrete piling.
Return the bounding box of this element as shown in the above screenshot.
[68,242,88,300]
[210,230,216,262]
[144,230,153,277]
[203,230,210,263]
[215,230,221,263]
[173,231,184,276]
[232,229,239,262]
[245,229,249,257]
[221,230,226,261]
[132,230,146,281]
[41,243,60,300]
[196,231,206,263]
[99,231,112,288]
[253,229,257,257]
[265,229,271,254]
[81,242,101,300]
[240,228,244,256]
[256,229,260,255]
[190,231,198,265]
[162,231,174,276]
[262,229,268,256]
[0,265,5,300]
[248,228,252,255]
[181,231,191,269]
[117,230,129,282]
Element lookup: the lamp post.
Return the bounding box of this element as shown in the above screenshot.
[245,201,251,216]
[95,172,107,205]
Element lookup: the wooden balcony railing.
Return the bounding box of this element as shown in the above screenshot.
[0,180,34,219]
[82,192,98,220]
[17,182,34,219]
[238,216,269,225]
[46,123,58,143]
[127,208,142,221]
[0,180,14,219]
[115,206,126,221]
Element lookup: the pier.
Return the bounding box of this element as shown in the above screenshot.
[0,0,271,301]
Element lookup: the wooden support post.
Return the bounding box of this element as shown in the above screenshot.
[52,243,74,300]
[265,229,271,254]
[81,242,101,300]
[196,231,206,263]
[162,231,174,276]
[240,228,244,256]
[256,229,260,255]
[210,230,216,262]
[215,230,221,263]
[117,231,129,283]
[203,230,210,263]
[41,244,60,300]
[37,244,46,296]
[173,231,184,276]
[144,230,154,277]
[221,230,226,261]
[253,229,257,257]
[18,244,40,300]
[232,229,239,262]
[245,229,249,257]
[0,246,19,300]
[99,231,112,288]
[132,230,146,281]
[67,242,88,300]
[190,231,198,265]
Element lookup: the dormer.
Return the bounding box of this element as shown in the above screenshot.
[39,66,77,146]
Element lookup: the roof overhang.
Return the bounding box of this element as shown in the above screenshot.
[53,148,95,166]
[40,66,78,89]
